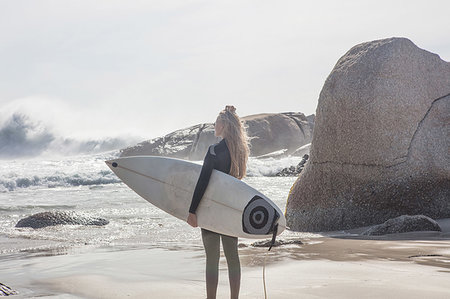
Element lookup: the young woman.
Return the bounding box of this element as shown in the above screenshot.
[187,105,250,299]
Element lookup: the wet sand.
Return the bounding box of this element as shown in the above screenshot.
[1,219,450,298]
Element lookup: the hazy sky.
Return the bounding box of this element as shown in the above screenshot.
[1,0,449,139]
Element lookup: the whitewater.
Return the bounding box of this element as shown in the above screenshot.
[0,151,313,258]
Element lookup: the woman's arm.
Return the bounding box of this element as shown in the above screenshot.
[188,147,215,215]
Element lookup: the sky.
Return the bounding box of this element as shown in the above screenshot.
[1,0,449,140]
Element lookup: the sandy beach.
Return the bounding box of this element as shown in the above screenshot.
[1,1,449,298]
[1,218,449,298]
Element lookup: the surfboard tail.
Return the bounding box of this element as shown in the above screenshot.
[242,195,283,236]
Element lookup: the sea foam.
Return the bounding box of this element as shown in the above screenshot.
[0,152,121,192]
[0,112,139,159]
[0,154,304,192]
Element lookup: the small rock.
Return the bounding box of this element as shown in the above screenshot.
[15,211,109,229]
[251,239,303,247]
[275,154,309,177]
[362,215,441,236]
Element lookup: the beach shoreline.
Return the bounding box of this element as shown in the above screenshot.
[2,219,450,298]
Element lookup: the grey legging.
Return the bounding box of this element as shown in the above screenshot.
[201,228,241,299]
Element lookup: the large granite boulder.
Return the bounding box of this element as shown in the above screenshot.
[362,215,441,236]
[16,211,109,229]
[286,37,450,232]
[120,112,314,160]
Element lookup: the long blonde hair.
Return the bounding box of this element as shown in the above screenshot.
[217,105,250,179]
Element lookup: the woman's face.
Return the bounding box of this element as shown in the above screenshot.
[214,117,225,137]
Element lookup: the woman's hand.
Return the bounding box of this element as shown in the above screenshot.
[187,213,198,227]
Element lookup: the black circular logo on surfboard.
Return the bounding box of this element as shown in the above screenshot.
[242,195,279,235]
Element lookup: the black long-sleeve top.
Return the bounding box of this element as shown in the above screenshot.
[188,139,231,214]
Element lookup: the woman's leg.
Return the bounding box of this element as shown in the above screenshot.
[221,234,240,299]
[202,229,220,299]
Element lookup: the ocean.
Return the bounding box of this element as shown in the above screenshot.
[0,152,314,260]
[2,152,449,299]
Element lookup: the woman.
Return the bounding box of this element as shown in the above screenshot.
[187,105,250,299]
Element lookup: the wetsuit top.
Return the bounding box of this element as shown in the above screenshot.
[188,139,231,214]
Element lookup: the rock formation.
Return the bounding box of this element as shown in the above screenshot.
[275,154,309,177]
[120,112,314,160]
[286,37,450,232]
[243,112,313,157]
[362,215,441,236]
[16,211,109,229]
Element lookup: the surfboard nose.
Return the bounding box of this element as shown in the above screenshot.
[105,160,118,168]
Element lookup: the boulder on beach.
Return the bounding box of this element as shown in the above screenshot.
[362,215,442,236]
[15,211,109,229]
[286,37,450,232]
[120,112,314,160]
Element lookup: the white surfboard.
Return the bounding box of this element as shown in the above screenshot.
[105,156,286,239]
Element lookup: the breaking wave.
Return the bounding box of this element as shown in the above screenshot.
[0,113,139,159]
[0,172,120,192]
[0,153,305,192]
[246,155,305,177]
[0,150,123,192]
[0,170,121,192]
[0,111,308,192]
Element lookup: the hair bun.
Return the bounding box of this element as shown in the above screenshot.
[225,105,236,113]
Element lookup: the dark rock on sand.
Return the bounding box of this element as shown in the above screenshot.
[276,154,309,177]
[362,215,442,236]
[251,239,303,248]
[0,283,17,296]
[286,37,450,232]
[16,211,109,229]
[120,112,314,160]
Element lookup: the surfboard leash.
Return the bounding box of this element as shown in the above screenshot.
[268,223,278,251]
[263,250,268,299]
[263,223,279,298]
